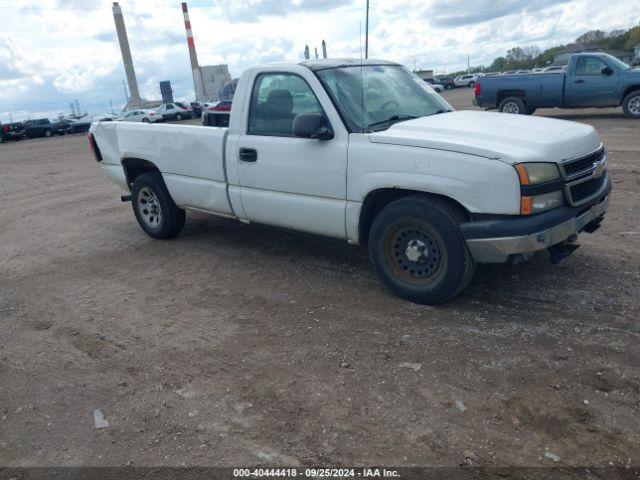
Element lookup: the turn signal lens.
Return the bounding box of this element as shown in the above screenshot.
[520,196,533,215]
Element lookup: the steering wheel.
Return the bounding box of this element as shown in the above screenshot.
[379,100,399,110]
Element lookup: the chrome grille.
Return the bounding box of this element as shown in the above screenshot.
[560,145,607,206]
[569,175,606,204]
[560,146,605,181]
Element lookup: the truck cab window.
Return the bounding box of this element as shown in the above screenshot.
[575,57,607,76]
[248,73,322,136]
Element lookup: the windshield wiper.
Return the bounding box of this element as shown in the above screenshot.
[429,109,453,115]
[365,115,418,131]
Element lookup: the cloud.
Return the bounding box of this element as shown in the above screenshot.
[1,0,639,122]
[210,0,355,23]
[419,0,574,28]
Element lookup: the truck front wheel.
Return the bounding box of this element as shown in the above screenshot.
[368,196,476,304]
[622,90,640,118]
[131,172,185,239]
[499,97,526,114]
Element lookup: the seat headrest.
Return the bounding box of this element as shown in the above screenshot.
[265,89,293,116]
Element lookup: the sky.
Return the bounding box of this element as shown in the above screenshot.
[1,0,639,122]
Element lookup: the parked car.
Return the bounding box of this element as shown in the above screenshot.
[542,65,567,73]
[208,100,232,111]
[474,52,640,117]
[202,101,232,127]
[65,118,93,134]
[514,69,531,75]
[156,102,193,121]
[453,74,477,87]
[190,101,212,117]
[424,78,444,92]
[90,58,611,304]
[118,109,163,123]
[51,119,73,135]
[1,122,24,143]
[531,68,545,73]
[23,119,54,138]
[435,76,455,89]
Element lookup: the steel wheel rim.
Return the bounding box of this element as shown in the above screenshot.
[386,224,444,285]
[138,187,162,229]
[629,96,640,115]
[503,102,520,114]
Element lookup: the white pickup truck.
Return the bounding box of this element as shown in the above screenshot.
[89,59,611,304]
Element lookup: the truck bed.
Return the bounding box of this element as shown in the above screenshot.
[91,121,234,216]
[476,72,565,109]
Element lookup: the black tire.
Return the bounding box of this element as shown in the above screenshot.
[131,172,185,239]
[44,129,52,138]
[176,113,182,121]
[142,118,150,123]
[622,90,640,118]
[468,81,475,87]
[498,96,526,114]
[368,196,476,304]
[445,84,453,90]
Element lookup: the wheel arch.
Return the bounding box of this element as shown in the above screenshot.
[121,157,161,190]
[622,86,640,102]
[497,89,527,105]
[358,188,471,246]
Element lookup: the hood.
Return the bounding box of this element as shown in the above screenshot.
[369,110,602,164]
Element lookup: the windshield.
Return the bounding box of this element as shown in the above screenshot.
[603,54,630,71]
[316,65,453,132]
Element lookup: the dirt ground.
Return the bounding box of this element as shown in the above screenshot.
[0,88,639,470]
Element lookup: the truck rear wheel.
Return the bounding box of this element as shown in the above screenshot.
[368,196,476,304]
[131,172,185,239]
[622,90,640,118]
[499,97,526,114]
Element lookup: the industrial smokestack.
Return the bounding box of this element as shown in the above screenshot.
[304,45,310,60]
[182,2,206,101]
[314,47,318,59]
[322,40,327,59]
[112,2,141,108]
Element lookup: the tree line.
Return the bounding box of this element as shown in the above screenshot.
[444,22,640,78]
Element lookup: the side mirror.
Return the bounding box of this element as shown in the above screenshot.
[293,113,334,140]
[601,66,614,75]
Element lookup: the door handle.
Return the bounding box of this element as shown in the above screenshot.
[574,79,585,84]
[239,147,257,162]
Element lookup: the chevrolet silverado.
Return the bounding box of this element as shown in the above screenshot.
[89,59,611,304]
[474,53,640,118]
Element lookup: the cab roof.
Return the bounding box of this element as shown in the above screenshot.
[300,58,400,72]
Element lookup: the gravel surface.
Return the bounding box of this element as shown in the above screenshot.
[0,88,638,468]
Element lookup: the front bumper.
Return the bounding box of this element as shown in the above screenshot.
[462,177,611,263]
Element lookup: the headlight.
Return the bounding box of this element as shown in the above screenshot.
[521,191,564,214]
[515,163,560,185]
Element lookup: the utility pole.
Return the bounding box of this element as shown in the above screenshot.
[467,53,470,73]
[365,0,369,59]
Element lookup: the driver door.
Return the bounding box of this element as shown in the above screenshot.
[234,71,349,238]
[567,56,620,107]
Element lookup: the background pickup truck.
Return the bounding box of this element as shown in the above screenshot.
[23,118,54,138]
[474,53,640,118]
[90,59,611,304]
